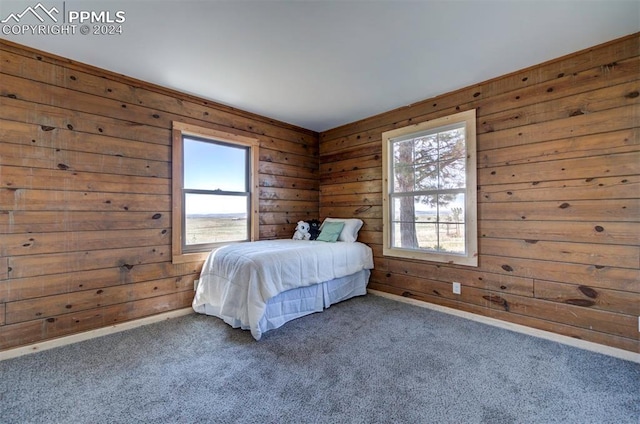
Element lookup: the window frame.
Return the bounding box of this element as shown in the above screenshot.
[381,109,478,267]
[172,122,259,264]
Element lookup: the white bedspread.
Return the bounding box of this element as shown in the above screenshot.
[192,239,374,340]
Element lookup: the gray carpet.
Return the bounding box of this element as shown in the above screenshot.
[1,295,638,424]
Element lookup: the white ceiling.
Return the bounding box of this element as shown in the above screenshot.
[1,0,638,132]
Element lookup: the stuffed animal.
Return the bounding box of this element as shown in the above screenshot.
[292,220,311,240]
[306,219,321,240]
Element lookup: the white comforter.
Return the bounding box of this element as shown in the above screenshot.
[192,239,374,340]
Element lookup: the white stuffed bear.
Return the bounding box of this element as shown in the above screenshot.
[292,220,311,240]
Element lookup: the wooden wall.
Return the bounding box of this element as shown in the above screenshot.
[320,34,639,353]
[1,34,637,354]
[0,40,319,350]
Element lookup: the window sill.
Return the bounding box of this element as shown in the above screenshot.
[171,251,210,264]
[383,247,478,267]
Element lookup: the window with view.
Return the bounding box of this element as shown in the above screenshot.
[172,122,259,263]
[382,109,477,266]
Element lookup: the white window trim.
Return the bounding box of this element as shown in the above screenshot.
[381,109,478,267]
[171,122,259,264]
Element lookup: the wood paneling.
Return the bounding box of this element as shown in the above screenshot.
[1,34,637,355]
[0,40,319,350]
[320,33,640,353]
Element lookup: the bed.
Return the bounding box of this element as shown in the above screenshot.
[192,238,374,340]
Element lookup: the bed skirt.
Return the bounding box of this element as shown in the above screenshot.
[195,269,370,337]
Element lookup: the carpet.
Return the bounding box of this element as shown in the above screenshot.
[1,294,638,423]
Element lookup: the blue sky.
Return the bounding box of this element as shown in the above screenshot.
[184,137,248,215]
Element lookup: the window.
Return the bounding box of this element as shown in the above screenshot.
[382,109,477,266]
[172,122,259,263]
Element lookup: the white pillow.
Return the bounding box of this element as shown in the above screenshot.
[320,218,363,242]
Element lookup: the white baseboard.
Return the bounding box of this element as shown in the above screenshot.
[0,307,195,361]
[368,289,640,364]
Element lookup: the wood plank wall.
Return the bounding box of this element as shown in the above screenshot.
[319,34,639,353]
[0,40,319,350]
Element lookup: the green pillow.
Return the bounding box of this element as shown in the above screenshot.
[316,221,345,242]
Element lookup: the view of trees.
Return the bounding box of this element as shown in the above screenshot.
[391,126,466,251]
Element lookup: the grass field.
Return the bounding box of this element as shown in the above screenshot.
[185,215,248,245]
[392,215,465,254]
